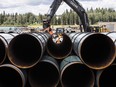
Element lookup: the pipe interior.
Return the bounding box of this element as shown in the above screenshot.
[0,39,6,64]
[114,58,116,63]
[81,34,115,69]
[47,34,72,59]
[8,34,42,68]
[0,66,23,87]
[99,65,116,87]
[61,63,94,87]
[29,62,59,87]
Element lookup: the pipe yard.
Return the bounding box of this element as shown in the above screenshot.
[0,31,116,87]
[0,0,116,87]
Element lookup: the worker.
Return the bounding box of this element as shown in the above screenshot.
[52,33,63,44]
[56,35,63,44]
[56,34,63,44]
[49,28,54,35]
[44,27,53,35]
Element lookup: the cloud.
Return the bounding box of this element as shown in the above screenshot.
[0,3,18,9]
[0,0,26,9]
[80,0,116,10]
[40,0,54,5]
[0,0,116,15]
[0,0,55,15]
[0,0,54,8]
[25,0,53,6]
[78,0,99,1]
[25,0,43,6]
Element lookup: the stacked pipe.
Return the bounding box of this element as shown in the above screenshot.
[7,32,50,68]
[0,33,18,64]
[60,55,95,87]
[46,33,72,59]
[0,64,26,87]
[96,64,116,87]
[68,32,116,70]
[0,32,116,87]
[28,56,60,87]
[102,32,116,63]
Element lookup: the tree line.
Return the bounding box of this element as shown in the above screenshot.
[0,8,116,26]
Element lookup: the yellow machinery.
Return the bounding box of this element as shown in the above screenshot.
[90,25,110,32]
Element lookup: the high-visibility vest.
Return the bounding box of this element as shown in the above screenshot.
[49,31,53,35]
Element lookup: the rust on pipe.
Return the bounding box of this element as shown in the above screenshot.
[0,33,18,64]
[47,33,72,59]
[69,33,116,70]
[29,56,60,87]
[60,55,95,87]
[0,64,26,87]
[8,33,49,68]
[96,64,116,87]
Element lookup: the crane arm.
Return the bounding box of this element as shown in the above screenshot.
[63,0,90,32]
[43,0,91,32]
[43,0,62,29]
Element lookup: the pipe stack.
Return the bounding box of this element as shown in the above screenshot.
[29,56,60,87]
[0,33,18,64]
[0,32,115,87]
[8,32,50,68]
[68,32,115,70]
[60,55,95,87]
[46,33,72,59]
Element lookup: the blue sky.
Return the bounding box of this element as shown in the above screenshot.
[0,0,116,15]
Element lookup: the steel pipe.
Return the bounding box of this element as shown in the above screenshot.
[96,64,116,87]
[60,55,95,87]
[0,64,26,87]
[102,32,116,63]
[0,33,18,64]
[47,33,72,59]
[69,32,116,70]
[28,56,60,87]
[8,33,50,68]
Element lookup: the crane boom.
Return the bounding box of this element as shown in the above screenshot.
[43,0,62,29]
[43,0,91,32]
[64,0,90,32]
